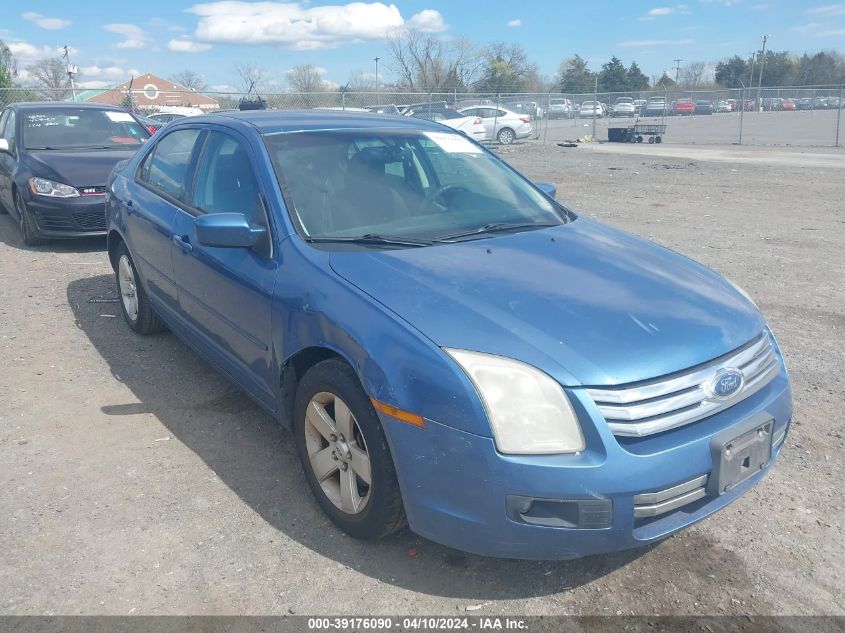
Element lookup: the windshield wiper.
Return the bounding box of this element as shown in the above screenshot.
[436,222,559,242]
[306,233,434,247]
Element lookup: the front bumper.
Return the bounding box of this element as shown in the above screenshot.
[380,362,792,560]
[23,193,108,238]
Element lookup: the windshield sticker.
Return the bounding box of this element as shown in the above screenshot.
[105,111,135,123]
[424,131,483,154]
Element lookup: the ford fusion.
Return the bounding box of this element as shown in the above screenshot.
[105,111,792,559]
[0,102,149,246]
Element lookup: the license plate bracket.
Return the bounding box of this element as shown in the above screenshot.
[708,412,774,496]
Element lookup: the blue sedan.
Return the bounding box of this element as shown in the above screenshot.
[105,111,792,559]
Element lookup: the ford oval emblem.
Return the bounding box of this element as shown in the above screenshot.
[709,369,744,399]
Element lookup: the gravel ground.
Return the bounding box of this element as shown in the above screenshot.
[0,142,842,617]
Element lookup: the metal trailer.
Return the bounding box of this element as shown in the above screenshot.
[628,123,666,144]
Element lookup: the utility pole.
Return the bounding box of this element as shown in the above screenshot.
[673,59,683,83]
[63,45,77,102]
[592,74,597,140]
[373,56,380,105]
[757,34,770,111]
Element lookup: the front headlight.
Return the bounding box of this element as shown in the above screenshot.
[445,349,585,455]
[29,177,80,198]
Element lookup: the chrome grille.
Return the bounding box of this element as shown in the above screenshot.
[634,474,708,518]
[586,332,780,437]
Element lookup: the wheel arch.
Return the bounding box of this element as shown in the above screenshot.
[107,230,124,272]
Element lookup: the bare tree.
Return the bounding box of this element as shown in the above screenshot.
[169,69,207,92]
[286,64,326,92]
[386,30,484,91]
[27,58,72,100]
[680,61,708,88]
[234,62,266,95]
[345,70,376,93]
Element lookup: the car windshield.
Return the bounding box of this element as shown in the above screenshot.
[264,129,566,244]
[22,108,149,150]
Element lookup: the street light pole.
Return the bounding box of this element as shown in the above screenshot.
[757,34,770,111]
[374,56,380,105]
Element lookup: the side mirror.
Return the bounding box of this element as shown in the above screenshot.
[535,182,557,199]
[194,213,265,248]
[0,138,10,153]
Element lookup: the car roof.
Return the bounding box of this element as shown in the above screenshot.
[176,109,446,135]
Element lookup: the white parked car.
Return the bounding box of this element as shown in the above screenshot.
[579,101,604,118]
[716,100,732,113]
[408,108,486,142]
[611,97,636,117]
[458,106,532,144]
[548,97,574,119]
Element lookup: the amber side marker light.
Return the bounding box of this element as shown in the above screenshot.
[370,398,426,428]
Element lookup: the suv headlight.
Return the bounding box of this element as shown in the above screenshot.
[446,349,585,455]
[29,177,80,198]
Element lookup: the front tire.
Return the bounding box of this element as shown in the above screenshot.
[16,190,48,247]
[294,359,405,541]
[115,242,166,334]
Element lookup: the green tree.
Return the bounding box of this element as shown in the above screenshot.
[653,72,676,90]
[715,55,750,88]
[795,51,845,85]
[598,56,628,92]
[626,61,649,91]
[758,51,797,86]
[557,55,595,94]
[477,42,538,93]
[1,40,14,89]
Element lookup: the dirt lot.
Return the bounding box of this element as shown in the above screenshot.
[1,142,843,617]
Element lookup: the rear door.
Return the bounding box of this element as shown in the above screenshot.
[127,127,205,315]
[0,109,16,212]
[169,128,278,409]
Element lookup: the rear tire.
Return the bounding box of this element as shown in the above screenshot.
[497,128,515,145]
[294,359,406,541]
[115,242,166,334]
[16,190,48,247]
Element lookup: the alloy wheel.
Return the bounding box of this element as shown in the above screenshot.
[118,254,139,321]
[304,391,372,514]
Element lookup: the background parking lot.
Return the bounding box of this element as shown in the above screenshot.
[1,141,842,616]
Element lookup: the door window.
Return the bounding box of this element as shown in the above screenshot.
[2,110,16,147]
[191,132,263,221]
[138,128,202,202]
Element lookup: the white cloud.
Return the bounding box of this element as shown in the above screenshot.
[507,18,522,27]
[699,0,741,5]
[22,11,71,30]
[618,38,694,46]
[807,3,845,15]
[7,42,72,65]
[407,9,447,31]
[640,4,690,19]
[188,1,447,50]
[649,7,675,15]
[167,37,212,52]
[103,23,148,49]
[147,17,186,32]
[794,22,820,33]
[79,64,127,79]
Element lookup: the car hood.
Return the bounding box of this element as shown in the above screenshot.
[329,219,765,387]
[24,148,142,188]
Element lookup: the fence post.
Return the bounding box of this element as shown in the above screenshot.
[738,87,745,145]
[836,85,843,147]
[341,91,346,111]
[543,92,550,144]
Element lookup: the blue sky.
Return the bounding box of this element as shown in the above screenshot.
[3,1,845,91]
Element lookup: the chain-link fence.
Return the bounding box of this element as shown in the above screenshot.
[2,85,843,148]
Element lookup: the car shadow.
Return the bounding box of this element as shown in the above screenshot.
[67,273,652,600]
[0,213,107,253]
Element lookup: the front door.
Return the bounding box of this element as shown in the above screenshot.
[170,129,278,409]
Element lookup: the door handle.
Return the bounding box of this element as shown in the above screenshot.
[172,234,193,253]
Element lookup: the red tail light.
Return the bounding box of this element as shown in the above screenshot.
[520,117,530,124]
[473,118,482,125]
[146,125,157,134]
